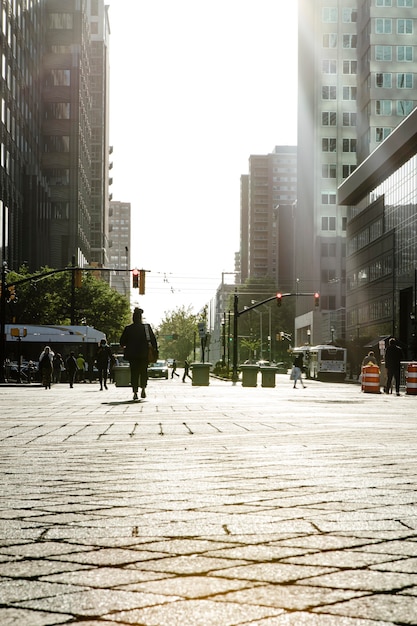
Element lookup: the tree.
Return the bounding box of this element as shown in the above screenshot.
[157,306,197,363]
[5,266,131,342]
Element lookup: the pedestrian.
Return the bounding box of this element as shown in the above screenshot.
[66,351,78,388]
[119,307,158,401]
[39,346,54,389]
[182,358,192,383]
[76,353,85,383]
[292,353,306,389]
[52,352,64,384]
[171,359,180,378]
[384,337,404,396]
[95,338,113,390]
[362,350,377,366]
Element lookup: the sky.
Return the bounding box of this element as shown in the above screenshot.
[107,0,298,327]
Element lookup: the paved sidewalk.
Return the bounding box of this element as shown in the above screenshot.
[1,375,417,625]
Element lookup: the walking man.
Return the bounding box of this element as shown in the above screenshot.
[384,337,404,396]
[120,307,158,401]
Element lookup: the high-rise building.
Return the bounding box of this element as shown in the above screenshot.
[240,146,297,288]
[296,0,417,346]
[0,0,111,272]
[108,200,131,299]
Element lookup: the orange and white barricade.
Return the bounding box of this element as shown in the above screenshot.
[406,362,417,395]
[362,365,381,394]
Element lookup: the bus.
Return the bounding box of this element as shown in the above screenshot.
[291,345,347,381]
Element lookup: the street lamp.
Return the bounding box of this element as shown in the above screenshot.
[307,328,311,345]
[331,326,335,343]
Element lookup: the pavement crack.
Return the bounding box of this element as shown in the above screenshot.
[183,422,194,434]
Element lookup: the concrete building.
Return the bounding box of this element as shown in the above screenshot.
[338,107,417,360]
[0,0,111,272]
[108,200,131,299]
[296,0,417,347]
[240,146,297,288]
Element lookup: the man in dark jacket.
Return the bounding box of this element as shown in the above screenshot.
[119,308,158,401]
[384,337,404,396]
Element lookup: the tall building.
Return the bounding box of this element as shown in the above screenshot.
[0,0,111,272]
[240,146,297,288]
[108,200,131,299]
[296,0,417,346]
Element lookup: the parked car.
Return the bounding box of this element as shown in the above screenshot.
[148,359,169,379]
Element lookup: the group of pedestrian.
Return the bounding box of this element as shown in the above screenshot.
[362,337,404,395]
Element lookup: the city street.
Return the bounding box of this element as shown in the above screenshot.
[1,373,417,625]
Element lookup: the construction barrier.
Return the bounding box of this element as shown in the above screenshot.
[406,362,417,395]
[362,365,380,394]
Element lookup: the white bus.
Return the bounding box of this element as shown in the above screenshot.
[292,345,347,381]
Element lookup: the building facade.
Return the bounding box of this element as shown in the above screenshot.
[339,107,417,359]
[240,146,297,288]
[0,0,111,272]
[296,0,417,346]
[108,200,131,299]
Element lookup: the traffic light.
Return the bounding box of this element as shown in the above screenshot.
[132,269,139,288]
[314,292,320,308]
[276,292,282,307]
[139,269,145,295]
[7,285,17,302]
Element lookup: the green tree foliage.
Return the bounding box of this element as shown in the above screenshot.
[227,277,295,363]
[157,305,197,363]
[6,266,131,342]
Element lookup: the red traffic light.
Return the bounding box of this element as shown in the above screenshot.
[314,292,320,307]
[276,292,282,307]
[132,268,139,288]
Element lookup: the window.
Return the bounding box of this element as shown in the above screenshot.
[322,111,337,125]
[322,85,337,99]
[376,45,392,61]
[376,127,391,142]
[397,46,413,61]
[343,60,357,74]
[322,164,337,178]
[322,216,337,230]
[343,86,357,100]
[376,18,392,33]
[323,33,338,47]
[322,138,337,152]
[342,138,356,152]
[376,99,392,114]
[398,0,413,6]
[343,164,356,178]
[342,8,357,22]
[322,59,337,73]
[323,7,337,22]
[376,0,392,5]
[397,100,414,115]
[397,19,413,34]
[343,112,356,126]
[322,193,337,205]
[321,242,337,256]
[397,73,413,88]
[376,72,392,87]
[343,34,357,48]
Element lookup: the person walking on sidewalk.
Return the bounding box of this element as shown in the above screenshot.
[120,307,158,401]
[182,358,192,383]
[171,359,180,379]
[52,352,64,384]
[384,337,404,396]
[66,351,78,388]
[95,339,113,390]
[39,346,54,389]
[292,353,306,389]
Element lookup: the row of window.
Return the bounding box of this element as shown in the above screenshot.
[323,60,357,74]
[322,86,357,100]
[376,45,414,61]
[375,18,414,33]
[322,112,356,126]
[347,256,393,291]
[376,100,414,115]
[347,298,392,328]
[322,138,357,152]
[322,164,357,179]
[323,1,413,24]
[321,216,348,231]
[348,219,383,255]
[376,72,414,88]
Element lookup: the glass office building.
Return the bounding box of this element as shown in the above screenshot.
[339,107,417,358]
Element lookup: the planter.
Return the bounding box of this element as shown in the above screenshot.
[113,366,131,387]
[240,365,259,387]
[260,367,277,388]
[191,362,211,386]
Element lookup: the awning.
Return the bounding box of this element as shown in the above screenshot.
[363,335,390,348]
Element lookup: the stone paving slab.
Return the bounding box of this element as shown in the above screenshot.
[0,375,417,624]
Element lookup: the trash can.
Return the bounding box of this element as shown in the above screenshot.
[240,365,259,387]
[260,366,277,388]
[191,363,211,386]
[113,366,131,387]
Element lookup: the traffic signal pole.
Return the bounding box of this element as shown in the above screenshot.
[231,291,319,383]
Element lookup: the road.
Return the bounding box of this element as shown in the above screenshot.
[1,373,416,625]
